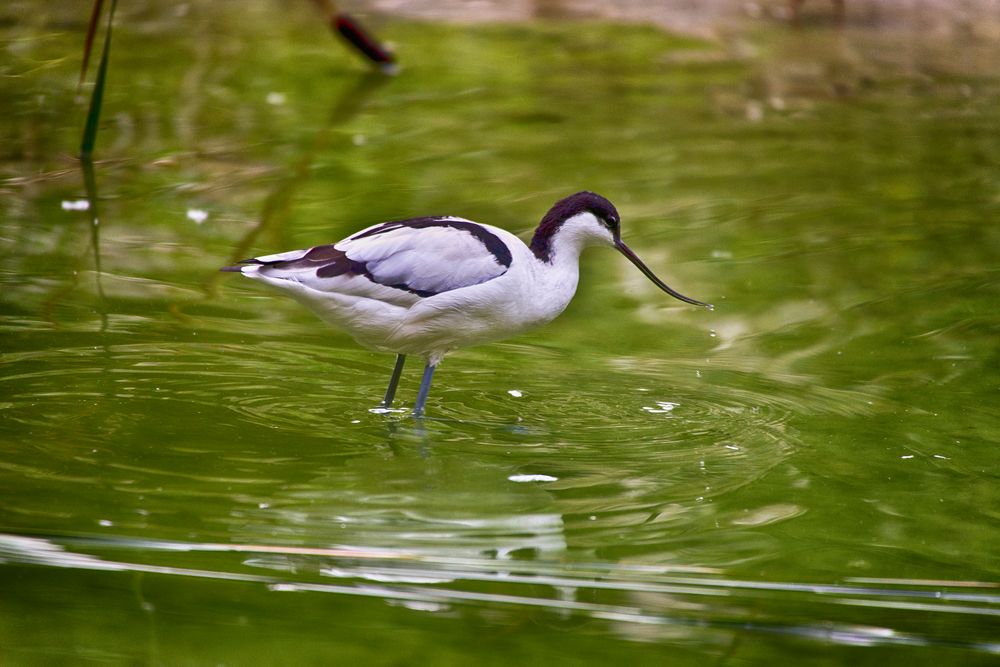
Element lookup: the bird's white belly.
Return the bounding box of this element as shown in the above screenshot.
[250,244,579,362]
[386,270,572,358]
[286,272,576,359]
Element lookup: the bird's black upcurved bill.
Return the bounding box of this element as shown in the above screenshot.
[616,241,712,308]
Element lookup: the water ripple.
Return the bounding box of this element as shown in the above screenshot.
[0,339,827,562]
[1,532,996,655]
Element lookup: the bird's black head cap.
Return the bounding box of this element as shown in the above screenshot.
[530,191,620,261]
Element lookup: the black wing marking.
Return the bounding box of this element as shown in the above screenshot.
[227,217,513,298]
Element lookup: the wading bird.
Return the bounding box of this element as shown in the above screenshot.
[222,192,710,416]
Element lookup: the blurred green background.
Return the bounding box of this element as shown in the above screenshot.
[1,1,998,664]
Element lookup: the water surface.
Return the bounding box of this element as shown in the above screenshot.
[1,3,998,664]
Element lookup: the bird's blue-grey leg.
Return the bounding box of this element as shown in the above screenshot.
[412,361,437,418]
[381,354,406,407]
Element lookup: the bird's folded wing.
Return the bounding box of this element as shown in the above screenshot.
[235,217,512,300]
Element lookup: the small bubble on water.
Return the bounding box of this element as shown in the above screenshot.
[61,199,90,211]
[507,389,523,398]
[900,455,914,459]
[709,329,717,338]
[187,208,208,224]
[99,519,113,527]
[258,502,270,509]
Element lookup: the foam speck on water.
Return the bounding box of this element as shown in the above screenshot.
[643,401,679,414]
[508,474,558,483]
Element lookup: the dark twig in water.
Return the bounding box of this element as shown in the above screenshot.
[309,0,396,73]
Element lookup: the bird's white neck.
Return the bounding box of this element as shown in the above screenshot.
[531,212,615,264]
[526,213,615,324]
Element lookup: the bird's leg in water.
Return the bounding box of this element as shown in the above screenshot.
[412,361,437,418]
[381,354,406,407]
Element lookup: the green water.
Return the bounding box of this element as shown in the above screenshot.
[2,2,998,664]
